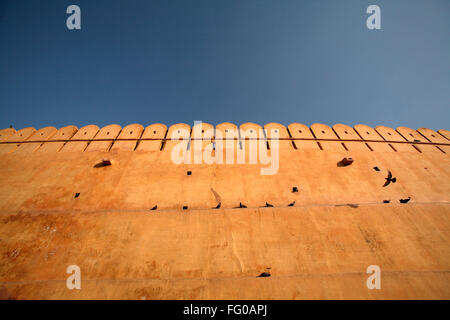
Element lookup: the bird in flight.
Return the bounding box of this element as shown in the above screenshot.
[383,170,397,187]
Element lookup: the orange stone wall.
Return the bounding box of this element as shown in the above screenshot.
[0,123,449,299]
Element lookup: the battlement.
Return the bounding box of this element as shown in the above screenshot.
[1,123,449,154]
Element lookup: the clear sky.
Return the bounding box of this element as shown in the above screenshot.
[0,0,449,131]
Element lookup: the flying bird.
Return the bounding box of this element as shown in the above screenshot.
[383,170,397,187]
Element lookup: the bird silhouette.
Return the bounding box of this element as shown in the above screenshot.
[288,201,295,207]
[257,272,271,278]
[94,159,112,168]
[399,197,411,203]
[340,157,354,166]
[383,170,397,187]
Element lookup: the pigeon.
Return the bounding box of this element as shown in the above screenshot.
[341,157,354,166]
[94,159,112,168]
[288,201,295,207]
[257,272,271,278]
[383,170,397,187]
[399,197,411,204]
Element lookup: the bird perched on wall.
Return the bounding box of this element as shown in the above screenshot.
[400,197,411,203]
[257,272,271,278]
[383,170,397,187]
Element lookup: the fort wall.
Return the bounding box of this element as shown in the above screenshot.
[0,123,449,299]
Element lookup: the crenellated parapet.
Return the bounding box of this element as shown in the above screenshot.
[0,123,448,154]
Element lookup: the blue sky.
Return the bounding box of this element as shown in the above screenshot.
[0,0,449,131]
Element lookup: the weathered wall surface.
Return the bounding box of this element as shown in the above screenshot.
[0,123,449,299]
